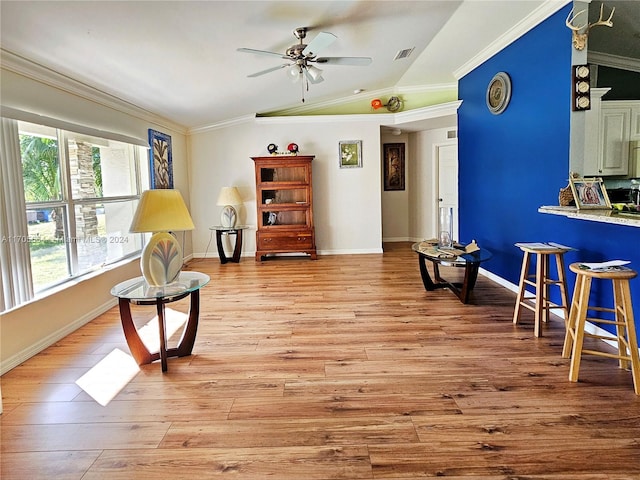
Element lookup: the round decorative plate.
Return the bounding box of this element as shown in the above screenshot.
[486,72,512,115]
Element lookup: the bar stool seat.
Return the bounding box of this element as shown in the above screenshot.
[562,263,639,395]
[513,243,572,337]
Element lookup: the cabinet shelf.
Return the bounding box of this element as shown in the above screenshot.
[252,155,316,261]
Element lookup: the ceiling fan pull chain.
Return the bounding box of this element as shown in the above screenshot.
[301,70,312,103]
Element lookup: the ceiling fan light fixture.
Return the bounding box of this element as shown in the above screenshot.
[306,65,323,82]
[288,64,302,82]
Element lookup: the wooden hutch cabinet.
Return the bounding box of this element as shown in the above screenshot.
[252,155,317,261]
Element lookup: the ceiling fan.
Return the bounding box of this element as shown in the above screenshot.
[238,27,372,102]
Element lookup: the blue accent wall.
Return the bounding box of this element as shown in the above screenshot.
[458,5,640,334]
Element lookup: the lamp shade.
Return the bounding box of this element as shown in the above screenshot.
[130,189,195,233]
[216,187,242,207]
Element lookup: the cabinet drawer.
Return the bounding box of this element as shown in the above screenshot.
[258,233,313,250]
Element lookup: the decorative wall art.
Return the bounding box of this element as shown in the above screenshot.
[486,72,512,115]
[569,176,611,210]
[383,143,405,191]
[339,140,362,168]
[148,129,173,189]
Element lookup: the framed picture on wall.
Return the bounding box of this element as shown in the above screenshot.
[148,129,173,189]
[339,140,362,168]
[569,176,611,209]
[383,143,405,191]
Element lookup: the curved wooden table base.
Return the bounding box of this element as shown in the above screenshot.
[215,228,243,264]
[118,290,201,372]
[417,255,481,304]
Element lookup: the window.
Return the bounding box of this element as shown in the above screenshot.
[1,117,146,306]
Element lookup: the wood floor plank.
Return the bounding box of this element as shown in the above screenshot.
[81,446,373,480]
[1,451,102,480]
[1,422,169,452]
[2,243,640,479]
[160,416,417,448]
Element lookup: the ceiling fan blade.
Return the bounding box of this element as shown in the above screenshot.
[237,48,288,60]
[301,32,336,57]
[315,57,373,66]
[247,64,289,78]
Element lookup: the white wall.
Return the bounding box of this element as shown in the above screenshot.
[189,116,385,257]
[0,67,190,373]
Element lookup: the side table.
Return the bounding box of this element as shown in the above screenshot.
[111,271,210,372]
[209,225,247,264]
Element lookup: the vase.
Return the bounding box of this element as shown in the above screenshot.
[438,207,453,248]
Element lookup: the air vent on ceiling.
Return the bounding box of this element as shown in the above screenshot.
[394,47,414,60]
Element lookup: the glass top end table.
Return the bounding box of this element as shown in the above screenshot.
[111,271,210,372]
[209,225,248,264]
[412,242,492,304]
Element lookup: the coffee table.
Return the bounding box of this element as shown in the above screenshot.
[412,242,492,304]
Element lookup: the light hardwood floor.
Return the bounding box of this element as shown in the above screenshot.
[2,242,640,479]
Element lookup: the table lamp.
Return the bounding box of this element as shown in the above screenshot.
[216,186,242,228]
[130,189,195,286]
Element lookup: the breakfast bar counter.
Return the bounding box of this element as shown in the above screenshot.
[539,206,640,228]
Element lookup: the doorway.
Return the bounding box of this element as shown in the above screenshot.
[435,142,459,242]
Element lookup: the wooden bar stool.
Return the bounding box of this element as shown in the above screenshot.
[562,263,639,395]
[513,243,572,337]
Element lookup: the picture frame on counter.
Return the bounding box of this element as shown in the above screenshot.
[569,176,611,210]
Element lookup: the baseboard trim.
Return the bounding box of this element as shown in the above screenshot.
[0,298,117,375]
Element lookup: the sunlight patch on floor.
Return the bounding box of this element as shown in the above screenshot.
[75,348,139,406]
[137,307,188,352]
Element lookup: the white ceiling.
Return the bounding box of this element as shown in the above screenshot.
[2,1,636,130]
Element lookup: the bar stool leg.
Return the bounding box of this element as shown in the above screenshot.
[612,279,630,370]
[555,253,571,330]
[618,279,640,395]
[513,251,531,325]
[562,273,583,358]
[568,275,592,383]
[534,253,545,337]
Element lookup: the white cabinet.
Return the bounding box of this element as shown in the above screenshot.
[631,108,640,140]
[599,106,630,176]
[583,99,640,177]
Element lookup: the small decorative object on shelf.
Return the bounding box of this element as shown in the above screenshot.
[287,143,299,155]
[559,173,578,206]
[267,143,278,155]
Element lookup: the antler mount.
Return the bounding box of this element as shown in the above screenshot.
[565,3,615,51]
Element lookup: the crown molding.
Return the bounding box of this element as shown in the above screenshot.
[256,82,458,119]
[392,100,462,125]
[1,48,187,134]
[396,83,458,95]
[262,86,397,117]
[188,114,257,135]
[217,101,462,132]
[454,0,571,80]
[588,51,640,73]
[255,112,394,125]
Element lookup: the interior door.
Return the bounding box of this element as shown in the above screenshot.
[436,143,459,242]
